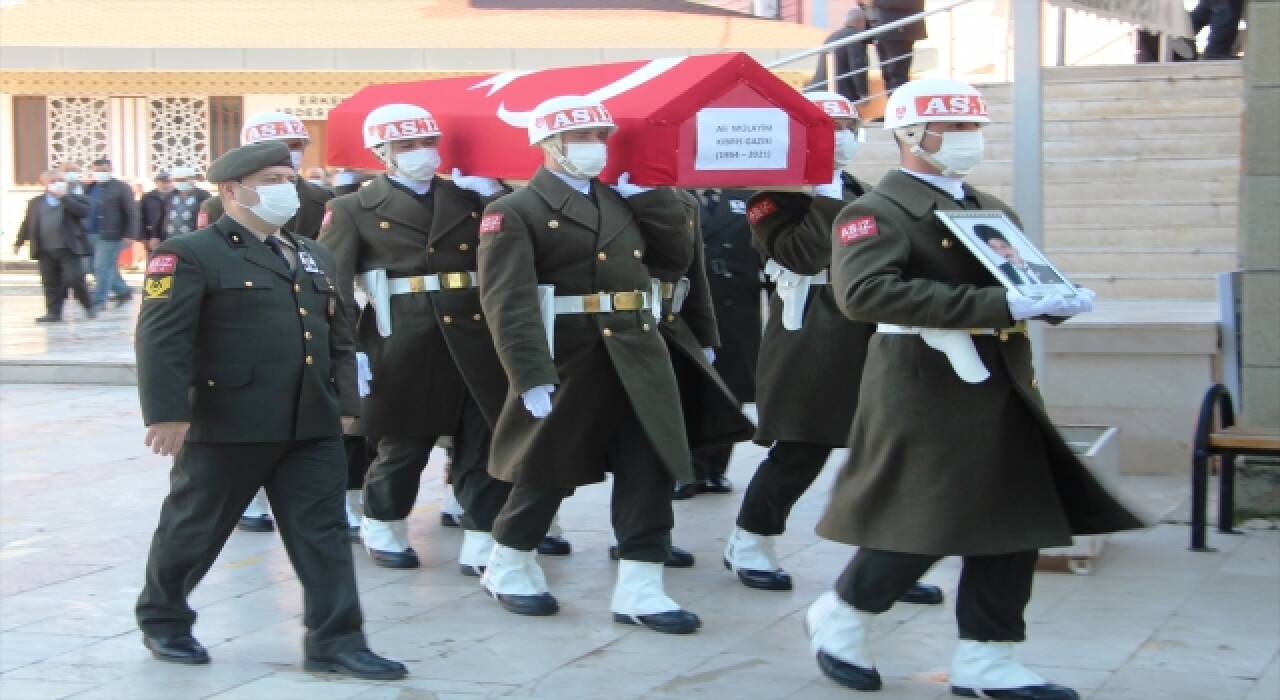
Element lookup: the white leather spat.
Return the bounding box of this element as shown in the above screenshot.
[806,591,876,669]
[441,487,464,517]
[360,516,410,553]
[950,640,1046,691]
[481,545,549,595]
[724,527,781,572]
[459,530,496,568]
[611,560,681,616]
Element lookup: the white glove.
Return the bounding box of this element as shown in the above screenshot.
[702,347,716,364]
[356,352,373,397]
[611,172,652,199]
[1063,286,1097,315]
[521,384,555,419]
[1007,289,1093,321]
[813,169,843,200]
[451,167,503,197]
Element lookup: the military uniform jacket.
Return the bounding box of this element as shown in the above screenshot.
[477,168,694,487]
[318,174,507,438]
[749,172,875,447]
[699,189,765,402]
[654,191,754,450]
[135,216,358,443]
[198,178,333,238]
[820,169,1144,555]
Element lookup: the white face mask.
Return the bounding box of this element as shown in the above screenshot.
[48,181,68,195]
[925,129,984,177]
[394,147,440,182]
[289,150,305,171]
[174,181,193,192]
[563,142,607,178]
[92,171,113,183]
[308,178,326,187]
[237,182,300,227]
[833,129,859,169]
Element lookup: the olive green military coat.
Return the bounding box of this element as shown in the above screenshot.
[136,216,358,442]
[198,178,333,238]
[477,167,694,487]
[318,174,508,438]
[749,171,875,447]
[820,169,1144,555]
[657,191,755,450]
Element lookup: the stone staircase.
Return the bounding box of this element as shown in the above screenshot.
[852,61,1244,301]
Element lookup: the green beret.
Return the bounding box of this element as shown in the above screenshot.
[207,141,292,183]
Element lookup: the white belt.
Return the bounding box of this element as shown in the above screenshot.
[387,272,478,295]
[552,291,650,315]
[657,278,691,315]
[764,260,829,331]
[876,324,995,384]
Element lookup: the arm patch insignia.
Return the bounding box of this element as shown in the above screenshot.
[838,216,879,246]
[147,253,178,274]
[479,213,504,235]
[746,198,778,225]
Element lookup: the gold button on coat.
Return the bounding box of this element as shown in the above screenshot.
[999,331,1009,342]
[294,283,302,293]
[548,219,560,229]
[470,211,479,219]
[379,221,390,229]
[305,356,314,365]
[299,308,308,316]
[1031,378,1040,389]
[597,252,607,261]
[667,314,676,322]
[207,380,216,387]
[633,249,642,259]
[642,323,651,331]
[602,328,613,337]
[305,331,313,340]
[459,243,470,252]
[244,281,253,287]
[941,238,953,248]
[472,313,483,321]
[427,246,435,254]
[442,315,453,324]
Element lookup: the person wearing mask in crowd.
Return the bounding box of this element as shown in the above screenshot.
[140,172,172,252]
[85,158,140,308]
[305,167,331,189]
[319,103,519,573]
[808,78,1140,698]
[13,170,96,322]
[132,140,406,680]
[477,95,700,634]
[864,0,927,94]
[161,167,211,242]
[809,7,870,102]
[722,91,943,608]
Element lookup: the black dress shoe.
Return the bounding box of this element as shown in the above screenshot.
[614,609,701,634]
[304,649,407,681]
[537,535,571,556]
[440,512,462,528]
[489,590,559,616]
[237,514,274,532]
[143,634,209,665]
[952,683,1079,699]
[898,582,944,605]
[609,546,695,568]
[816,650,881,691]
[458,563,485,577]
[34,314,63,323]
[698,474,733,494]
[672,481,698,500]
[368,547,420,569]
[724,558,793,591]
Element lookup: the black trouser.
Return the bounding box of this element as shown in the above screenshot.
[692,443,733,480]
[37,249,92,317]
[876,39,915,93]
[837,548,1038,642]
[136,437,366,658]
[1192,0,1243,58]
[736,441,832,536]
[492,404,675,563]
[344,435,372,490]
[363,394,508,531]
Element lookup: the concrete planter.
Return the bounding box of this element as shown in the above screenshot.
[1038,424,1120,575]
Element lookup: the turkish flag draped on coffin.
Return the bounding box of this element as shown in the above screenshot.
[326,52,834,187]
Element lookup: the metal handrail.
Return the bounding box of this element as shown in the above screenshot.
[766,0,977,69]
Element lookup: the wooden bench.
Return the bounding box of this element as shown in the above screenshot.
[1190,384,1280,551]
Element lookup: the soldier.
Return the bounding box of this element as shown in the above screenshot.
[318,103,524,574]
[476,95,700,634]
[807,78,1141,698]
[720,91,942,606]
[133,140,405,680]
[676,187,766,498]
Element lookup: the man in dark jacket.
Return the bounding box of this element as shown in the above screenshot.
[865,0,927,93]
[140,172,172,250]
[85,158,140,307]
[13,170,96,322]
[810,7,870,101]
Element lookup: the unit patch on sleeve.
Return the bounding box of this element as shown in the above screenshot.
[143,275,173,301]
[838,216,879,246]
[479,213,504,235]
[746,198,777,225]
[321,209,333,230]
[147,253,178,275]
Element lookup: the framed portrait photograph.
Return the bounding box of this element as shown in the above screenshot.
[935,210,1078,300]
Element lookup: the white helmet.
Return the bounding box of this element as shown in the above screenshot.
[241,111,310,144]
[527,95,616,146]
[804,91,861,123]
[882,78,990,130]
[362,103,440,149]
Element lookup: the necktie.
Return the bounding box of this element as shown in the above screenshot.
[264,236,293,275]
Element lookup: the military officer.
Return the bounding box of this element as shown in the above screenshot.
[677,187,766,498]
[720,92,942,607]
[133,141,405,680]
[319,103,522,574]
[806,78,1142,698]
[476,95,700,634]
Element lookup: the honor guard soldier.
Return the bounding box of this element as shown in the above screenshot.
[807,78,1142,698]
[319,103,521,573]
[133,140,406,680]
[200,112,342,534]
[677,187,766,498]
[476,95,701,634]
[721,91,943,605]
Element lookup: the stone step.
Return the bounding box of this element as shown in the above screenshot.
[855,135,1240,161]
[1037,61,1243,82]
[1068,273,1219,300]
[980,75,1243,101]
[983,97,1242,121]
[1043,226,1239,249]
[1044,202,1235,227]
[1040,179,1239,205]
[979,116,1241,142]
[1050,249,1237,276]
[853,156,1240,182]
